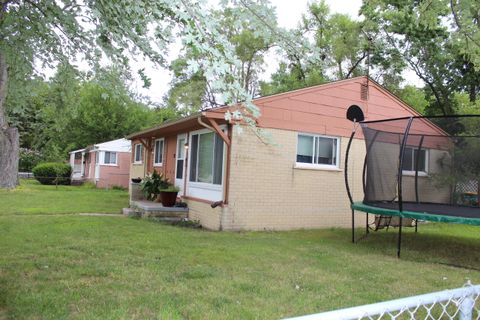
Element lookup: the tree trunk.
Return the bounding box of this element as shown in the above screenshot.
[0,49,19,188]
[0,127,19,188]
[469,83,476,103]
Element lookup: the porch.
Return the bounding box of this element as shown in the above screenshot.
[69,148,93,181]
[127,200,189,221]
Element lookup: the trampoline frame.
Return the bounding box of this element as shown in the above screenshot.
[344,115,480,258]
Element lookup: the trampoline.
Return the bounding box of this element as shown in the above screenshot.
[344,111,480,257]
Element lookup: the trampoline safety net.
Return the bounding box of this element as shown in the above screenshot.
[360,115,480,221]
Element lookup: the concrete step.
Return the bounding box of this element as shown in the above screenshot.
[128,200,189,220]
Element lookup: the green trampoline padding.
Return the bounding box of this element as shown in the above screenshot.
[352,201,480,226]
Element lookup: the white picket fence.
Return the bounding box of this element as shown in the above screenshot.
[286,282,480,320]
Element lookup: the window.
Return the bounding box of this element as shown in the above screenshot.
[103,151,117,165]
[296,134,339,167]
[189,131,224,185]
[134,144,143,163]
[402,147,428,174]
[154,139,164,165]
[176,137,185,179]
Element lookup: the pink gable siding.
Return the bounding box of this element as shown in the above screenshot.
[253,77,422,138]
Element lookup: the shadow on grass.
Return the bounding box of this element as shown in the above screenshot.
[352,227,480,270]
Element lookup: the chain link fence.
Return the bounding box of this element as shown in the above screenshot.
[286,282,480,320]
[455,181,479,206]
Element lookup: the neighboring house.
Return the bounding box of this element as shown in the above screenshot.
[126,76,430,230]
[69,138,131,188]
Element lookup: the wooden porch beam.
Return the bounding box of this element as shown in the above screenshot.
[139,138,149,149]
[207,118,230,146]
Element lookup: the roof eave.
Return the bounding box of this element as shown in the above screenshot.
[126,109,230,140]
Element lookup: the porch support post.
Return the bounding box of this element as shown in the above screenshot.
[80,152,85,177]
[139,138,152,176]
[69,153,75,169]
[223,125,232,205]
[183,133,189,198]
[206,118,231,146]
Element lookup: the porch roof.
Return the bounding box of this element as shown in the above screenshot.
[126,109,228,140]
[69,148,86,154]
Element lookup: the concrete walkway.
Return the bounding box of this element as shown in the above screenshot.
[77,213,124,217]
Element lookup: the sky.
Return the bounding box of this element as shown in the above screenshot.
[130,0,422,104]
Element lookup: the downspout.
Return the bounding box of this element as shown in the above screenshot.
[197,116,215,131]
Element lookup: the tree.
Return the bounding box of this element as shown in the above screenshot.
[164,3,274,113]
[64,80,157,151]
[8,65,169,160]
[0,0,277,188]
[260,0,400,96]
[260,62,327,96]
[361,0,480,115]
[394,85,429,114]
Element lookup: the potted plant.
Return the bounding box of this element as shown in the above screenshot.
[159,184,180,207]
[140,170,169,201]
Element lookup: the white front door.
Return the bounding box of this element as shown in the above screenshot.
[175,134,186,191]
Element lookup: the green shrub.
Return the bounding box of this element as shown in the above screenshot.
[140,170,169,200]
[111,185,127,191]
[32,162,72,185]
[19,148,43,172]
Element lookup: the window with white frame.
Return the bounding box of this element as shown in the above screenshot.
[154,139,164,165]
[189,131,224,185]
[402,147,428,174]
[296,133,339,167]
[103,151,117,165]
[134,144,143,163]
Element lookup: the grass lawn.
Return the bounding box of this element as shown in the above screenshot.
[0,214,479,319]
[0,181,478,318]
[0,179,128,215]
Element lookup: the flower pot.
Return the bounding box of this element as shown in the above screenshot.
[159,191,178,207]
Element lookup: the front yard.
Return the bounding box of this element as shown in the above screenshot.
[0,179,128,215]
[0,180,479,319]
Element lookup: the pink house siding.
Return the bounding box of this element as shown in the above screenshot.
[96,152,130,188]
[253,78,422,139]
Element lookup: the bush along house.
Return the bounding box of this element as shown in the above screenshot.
[126,76,425,230]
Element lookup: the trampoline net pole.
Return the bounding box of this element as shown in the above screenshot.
[345,129,357,205]
[396,118,413,258]
[397,117,414,213]
[415,135,425,204]
[397,218,403,258]
[345,126,357,243]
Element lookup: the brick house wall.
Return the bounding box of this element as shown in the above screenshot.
[96,152,131,189]
[126,77,448,230]
[220,127,367,230]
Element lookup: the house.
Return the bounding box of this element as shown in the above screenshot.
[126,76,426,230]
[69,138,131,188]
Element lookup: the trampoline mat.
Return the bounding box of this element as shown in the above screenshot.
[352,201,480,226]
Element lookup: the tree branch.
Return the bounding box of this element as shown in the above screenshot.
[345,51,367,79]
[450,0,480,48]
